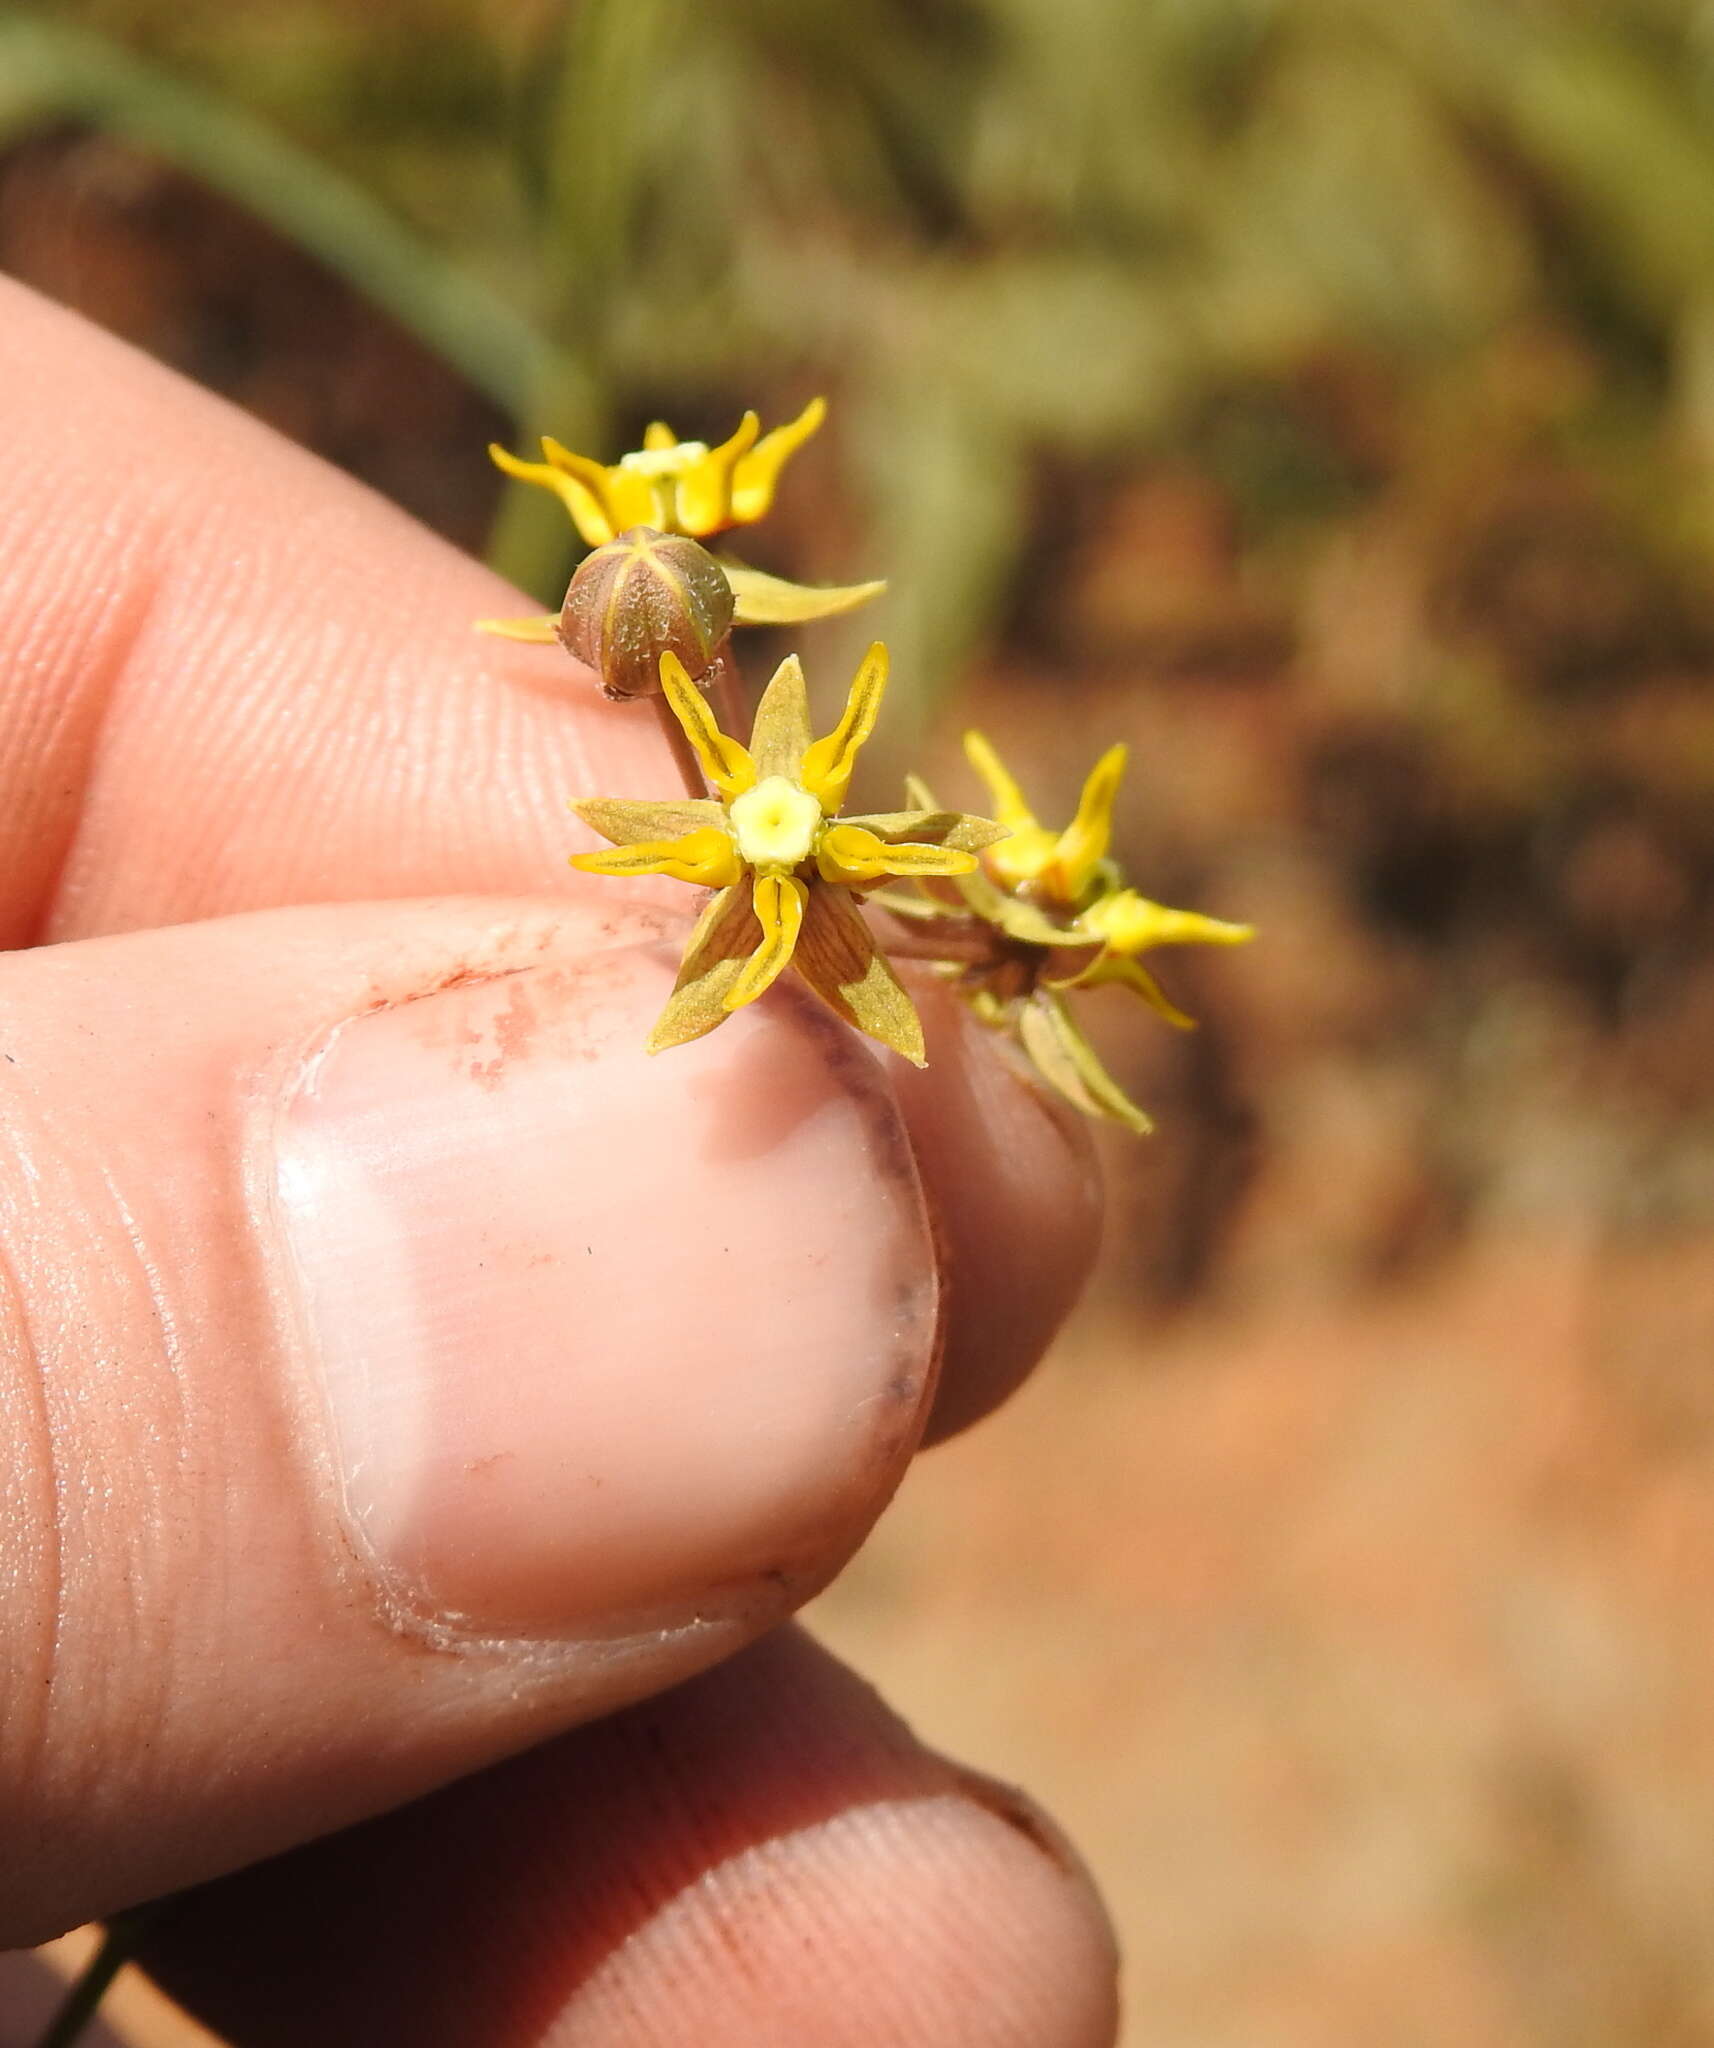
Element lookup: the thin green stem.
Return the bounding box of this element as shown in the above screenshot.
[33,1907,159,2048]
[654,695,711,801]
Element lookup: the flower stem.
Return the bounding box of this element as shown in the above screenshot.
[873,914,1008,965]
[33,1907,158,2048]
[653,695,710,800]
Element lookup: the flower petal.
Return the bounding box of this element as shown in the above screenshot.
[600,465,664,533]
[842,809,1010,853]
[747,653,815,778]
[1050,742,1128,901]
[725,564,886,625]
[676,411,760,535]
[569,826,741,888]
[474,613,561,642]
[961,730,1040,834]
[642,420,679,451]
[659,651,757,798]
[792,882,926,1066]
[647,884,760,1052]
[1016,990,1154,1135]
[817,824,976,886]
[953,862,1104,949]
[725,872,808,1011]
[572,797,728,846]
[1082,888,1256,955]
[1059,951,1198,1029]
[488,442,612,547]
[798,641,888,813]
[730,396,826,523]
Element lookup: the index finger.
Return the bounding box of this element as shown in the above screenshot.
[0,276,1102,1438]
[0,274,654,945]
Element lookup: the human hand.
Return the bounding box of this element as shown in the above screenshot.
[0,279,1118,2043]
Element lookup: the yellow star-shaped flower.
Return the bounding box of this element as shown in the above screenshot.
[887,733,1254,1132]
[570,645,1003,1063]
[480,402,885,645]
[493,401,828,546]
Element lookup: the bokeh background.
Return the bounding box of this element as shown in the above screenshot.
[7,1,1714,2042]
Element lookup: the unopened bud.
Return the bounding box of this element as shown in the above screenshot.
[557,526,735,701]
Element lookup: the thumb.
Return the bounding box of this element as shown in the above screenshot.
[1,895,940,1945]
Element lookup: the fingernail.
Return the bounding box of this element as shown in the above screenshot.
[272,947,937,1639]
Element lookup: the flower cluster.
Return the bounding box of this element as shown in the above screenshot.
[482,399,1252,1126]
[884,734,1253,1132]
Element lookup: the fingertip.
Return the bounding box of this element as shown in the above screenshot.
[140,1630,1119,2048]
[892,980,1104,1442]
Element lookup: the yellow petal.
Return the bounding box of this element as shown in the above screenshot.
[648,884,759,1052]
[961,730,1040,835]
[730,396,826,523]
[642,420,679,451]
[488,441,613,547]
[798,641,888,813]
[474,614,561,643]
[1050,743,1128,902]
[569,825,741,887]
[1081,888,1255,956]
[570,452,660,534]
[676,411,760,535]
[659,651,757,799]
[817,824,977,886]
[725,564,886,625]
[725,872,808,1011]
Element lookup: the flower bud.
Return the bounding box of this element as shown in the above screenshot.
[557,526,735,701]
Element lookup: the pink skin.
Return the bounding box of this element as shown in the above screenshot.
[0,278,1114,2042]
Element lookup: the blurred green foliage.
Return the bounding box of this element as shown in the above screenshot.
[6,0,1714,718]
[5,0,1714,1284]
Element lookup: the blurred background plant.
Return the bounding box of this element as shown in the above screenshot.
[10,2,1714,2043]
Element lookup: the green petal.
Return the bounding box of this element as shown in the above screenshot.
[747,653,814,778]
[953,863,1104,948]
[725,564,887,625]
[792,883,926,1066]
[1057,951,1199,1029]
[1016,991,1154,1135]
[843,808,1009,852]
[572,797,727,846]
[647,885,760,1053]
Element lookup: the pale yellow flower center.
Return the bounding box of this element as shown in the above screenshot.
[619,441,709,479]
[728,775,823,871]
